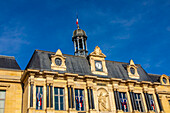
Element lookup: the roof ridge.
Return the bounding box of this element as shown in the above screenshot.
[105,60,141,66]
[106,60,128,64]
[148,73,162,76]
[0,55,15,59]
[35,49,86,58]
[35,49,55,54]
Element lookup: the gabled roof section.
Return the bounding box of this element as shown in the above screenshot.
[26,49,154,82]
[0,55,21,70]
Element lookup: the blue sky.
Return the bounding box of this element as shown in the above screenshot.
[0,0,169,75]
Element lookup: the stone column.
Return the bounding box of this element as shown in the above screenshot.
[50,84,53,108]
[68,86,71,108]
[87,87,92,109]
[156,93,163,112]
[28,73,36,113]
[46,84,49,108]
[85,39,88,51]
[90,88,95,109]
[108,86,114,112]
[71,86,75,109]
[46,75,54,113]
[30,82,34,107]
[82,38,85,50]
[74,39,76,52]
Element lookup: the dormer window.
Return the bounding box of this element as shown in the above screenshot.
[127,59,139,79]
[89,46,108,76]
[51,49,66,71]
[160,74,169,85]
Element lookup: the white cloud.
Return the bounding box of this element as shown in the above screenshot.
[0,24,29,54]
[155,60,164,67]
[143,63,151,69]
[110,18,137,27]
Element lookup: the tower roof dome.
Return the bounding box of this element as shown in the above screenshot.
[72,28,87,38]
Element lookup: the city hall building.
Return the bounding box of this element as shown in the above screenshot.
[0,24,170,113]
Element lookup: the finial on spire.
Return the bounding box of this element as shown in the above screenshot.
[76,14,79,29]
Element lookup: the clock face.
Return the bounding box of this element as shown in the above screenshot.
[55,58,62,66]
[95,61,103,71]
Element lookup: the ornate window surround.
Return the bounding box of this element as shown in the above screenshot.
[127,59,139,79]
[51,49,66,71]
[89,46,108,76]
[160,74,169,85]
[54,87,65,110]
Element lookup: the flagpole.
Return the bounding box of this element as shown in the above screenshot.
[76,13,79,29]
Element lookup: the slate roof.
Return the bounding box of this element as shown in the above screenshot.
[0,55,21,70]
[26,50,154,82]
[148,73,161,82]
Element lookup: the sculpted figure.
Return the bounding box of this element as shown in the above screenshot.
[98,92,109,111]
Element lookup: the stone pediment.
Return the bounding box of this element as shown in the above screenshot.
[90,46,106,58]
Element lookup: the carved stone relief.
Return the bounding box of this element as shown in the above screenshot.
[97,88,110,112]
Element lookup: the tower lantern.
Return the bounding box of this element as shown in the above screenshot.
[72,18,88,57]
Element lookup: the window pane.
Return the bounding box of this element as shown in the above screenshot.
[135,94,137,99]
[149,94,156,111]
[60,96,64,103]
[119,92,128,112]
[0,91,6,99]
[55,96,59,110]
[123,93,126,99]
[119,92,122,98]
[80,90,83,96]
[60,96,64,110]
[139,101,143,112]
[36,86,43,110]
[0,100,5,108]
[80,97,84,111]
[75,89,85,111]
[75,96,79,110]
[138,94,141,99]
[75,89,78,96]
[60,103,64,110]
[136,101,139,111]
[54,88,58,95]
[60,88,63,95]
[54,88,65,110]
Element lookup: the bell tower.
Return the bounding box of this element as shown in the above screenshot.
[72,19,88,57]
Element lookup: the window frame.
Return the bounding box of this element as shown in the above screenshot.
[134,93,144,112]
[119,92,129,112]
[54,87,65,110]
[36,86,43,110]
[0,90,6,113]
[148,94,156,112]
[75,89,85,111]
